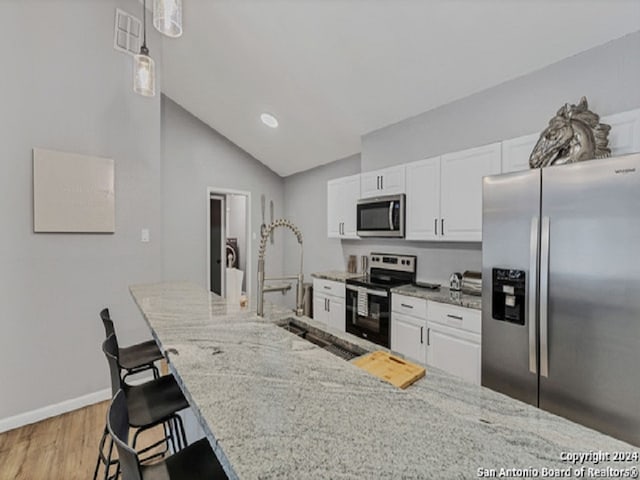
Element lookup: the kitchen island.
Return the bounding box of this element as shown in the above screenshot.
[130,282,637,479]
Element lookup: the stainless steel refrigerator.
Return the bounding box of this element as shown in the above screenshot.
[482,153,640,446]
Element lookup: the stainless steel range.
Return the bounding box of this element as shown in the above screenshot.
[345,253,416,347]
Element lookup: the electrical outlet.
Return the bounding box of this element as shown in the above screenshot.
[141,229,150,242]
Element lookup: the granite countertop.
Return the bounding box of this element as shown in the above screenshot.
[392,284,483,310]
[310,270,362,283]
[130,282,634,480]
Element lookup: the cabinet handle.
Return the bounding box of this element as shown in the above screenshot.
[376,176,380,190]
[441,218,444,236]
[325,298,329,311]
[381,175,384,190]
[427,327,430,346]
[327,299,330,312]
[434,218,438,236]
[342,222,344,235]
[324,286,331,290]
[400,303,413,309]
[420,326,424,344]
[446,314,463,321]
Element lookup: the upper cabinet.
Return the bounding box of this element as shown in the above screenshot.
[405,157,441,241]
[405,143,500,242]
[360,166,406,198]
[327,174,360,239]
[501,133,539,174]
[602,108,640,157]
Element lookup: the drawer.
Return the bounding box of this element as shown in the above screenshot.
[313,278,345,298]
[392,294,427,318]
[427,301,481,334]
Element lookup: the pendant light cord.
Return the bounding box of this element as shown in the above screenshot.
[141,0,149,54]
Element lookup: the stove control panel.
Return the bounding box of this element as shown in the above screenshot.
[370,253,416,273]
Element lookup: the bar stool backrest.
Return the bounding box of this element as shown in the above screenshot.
[107,389,143,480]
[100,308,116,339]
[102,334,124,396]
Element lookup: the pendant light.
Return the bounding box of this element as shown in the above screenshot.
[153,0,183,38]
[133,0,156,97]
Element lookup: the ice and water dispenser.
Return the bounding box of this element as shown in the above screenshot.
[492,269,526,325]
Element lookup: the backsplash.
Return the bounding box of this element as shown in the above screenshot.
[341,239,481,285]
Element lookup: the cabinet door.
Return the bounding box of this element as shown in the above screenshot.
[440,143,501,241]
[379,166,405,195]
[313,294,329,325]
[341,174,361,239]
[327,296,345,332]
[360,171,382,198]
[602,108,640,157]
[501,133,539,174]
[405,157,441,240]
[327,180,341,238]
[426,321,481,384]
[391,312,426,364]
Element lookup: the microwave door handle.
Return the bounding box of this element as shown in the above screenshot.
[389,202,394,230]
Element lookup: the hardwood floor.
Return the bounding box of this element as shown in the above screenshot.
[0,401,164,480]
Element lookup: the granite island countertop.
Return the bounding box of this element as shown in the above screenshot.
[392,284,483,310]
[130,282,635,480]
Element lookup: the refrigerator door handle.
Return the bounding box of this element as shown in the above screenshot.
[528,216,539,374]
[540,216,550,378]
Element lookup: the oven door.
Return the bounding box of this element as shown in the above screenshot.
[345,285,390,347]
[357,194,405,238]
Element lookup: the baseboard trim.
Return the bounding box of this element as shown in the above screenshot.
[0,388,112,434]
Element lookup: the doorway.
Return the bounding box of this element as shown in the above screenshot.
[207,188,252,299]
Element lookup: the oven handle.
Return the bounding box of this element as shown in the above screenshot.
[346,285,388,297]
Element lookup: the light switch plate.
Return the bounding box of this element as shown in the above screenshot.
[141,229,150,242]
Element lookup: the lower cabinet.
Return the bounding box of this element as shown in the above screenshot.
[313,279,345,332]
[391,312,426,364]
[426,320,481,385]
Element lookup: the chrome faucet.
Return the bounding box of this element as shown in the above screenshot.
[257,219,304,317]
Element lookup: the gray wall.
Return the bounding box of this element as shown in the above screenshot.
[362,31,640,171]
[283,154,361,280]
[161,97,285,299]
[0,0,163,421]
[285,31,640,285]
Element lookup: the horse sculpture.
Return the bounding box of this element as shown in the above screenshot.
[529,96,611,169]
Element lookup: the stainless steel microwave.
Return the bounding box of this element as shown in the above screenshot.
[356,194,405,237]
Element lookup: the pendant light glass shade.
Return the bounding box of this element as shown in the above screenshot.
[153,0,183,38]
[133,50,156,97]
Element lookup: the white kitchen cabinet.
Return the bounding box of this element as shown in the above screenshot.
[360,166,406,198]
[426,320,481,385]
[391,311,426,364]
[425,302,481,385]
[440,143,501,242]
[313,279,345,332]
[405,157,441,241]
[327,174,360,239]
[327,296,345,332]
[391,294,427,363]
[602,108,640,157]
[501,132,539,174]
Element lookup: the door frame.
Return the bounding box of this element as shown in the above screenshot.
[206,187,253,300]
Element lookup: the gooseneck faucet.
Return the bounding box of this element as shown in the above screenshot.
[257,219,304,317]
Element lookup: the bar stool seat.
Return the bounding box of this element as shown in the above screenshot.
[119,339,164,371]
[140,439,227,480]
[126,374,189,428]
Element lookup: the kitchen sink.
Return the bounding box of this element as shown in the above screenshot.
[278,318,367,361]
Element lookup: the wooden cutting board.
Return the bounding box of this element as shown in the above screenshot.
[353,351,425,389]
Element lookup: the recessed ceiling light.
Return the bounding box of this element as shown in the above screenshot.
[260,113,279,128]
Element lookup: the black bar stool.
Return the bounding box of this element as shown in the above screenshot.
[100,308,163,380]
[94,334,189,480]
[108,389,228,480]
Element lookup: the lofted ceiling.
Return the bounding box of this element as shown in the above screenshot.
[160,1,640,177]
